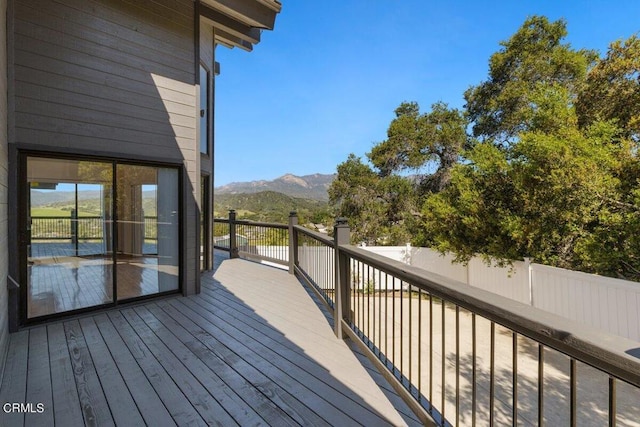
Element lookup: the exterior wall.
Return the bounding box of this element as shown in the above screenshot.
[199,18,214,272]
[0,0,8,376]
[9,0,200,321]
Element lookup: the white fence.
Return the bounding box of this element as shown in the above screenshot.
[364,245,640,342]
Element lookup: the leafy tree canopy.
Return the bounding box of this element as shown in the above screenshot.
[576,35,640,141]
[464,16,596,143]
[331,15,640,280]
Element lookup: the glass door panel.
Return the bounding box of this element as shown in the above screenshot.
[116,164,179,300]
[27,157,113,318]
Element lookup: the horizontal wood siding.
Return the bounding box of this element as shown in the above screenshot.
[14,0,196,159]
[13,0,199,294]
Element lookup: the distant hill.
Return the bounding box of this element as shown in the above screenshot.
[30,190,102,206]
[215,173,335,201]
[31,190,158,216]
[214,191,330,224]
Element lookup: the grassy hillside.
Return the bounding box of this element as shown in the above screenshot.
[31,196,157,217]
[214,191,330,224]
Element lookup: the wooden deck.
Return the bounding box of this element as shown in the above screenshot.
[0,251,421,426]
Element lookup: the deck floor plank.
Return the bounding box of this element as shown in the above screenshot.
[169,297,377,426]
[158,299,333,427]
[196,289,378,389]
[191,286,399,425]
[47,323,84,426]
[91,313,177,427]
[64,320,115,426]
[104,310,208,427]
[117,308,241,427]
[0,330,30,427]
[1,253,419,426]
[25,327,53,427]
[135,304,300,427]
[201,282,421,424]
[77,317,145,427]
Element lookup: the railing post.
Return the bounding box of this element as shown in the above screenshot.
[288,211,298,274]
[71,209,78,256]
[334,217,350,339]
[229,209,239,259]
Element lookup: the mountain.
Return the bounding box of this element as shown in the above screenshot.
[215,173,335,201]
[31,190,157,207]
[214,191,330,224]
[30,190,103,206]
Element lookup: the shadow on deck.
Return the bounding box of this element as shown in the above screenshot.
[0,250,421,426]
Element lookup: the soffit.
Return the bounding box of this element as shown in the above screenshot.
[200,0,281,50]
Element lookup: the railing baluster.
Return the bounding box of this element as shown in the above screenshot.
[409,281,413,392]
[456,305,460,427]
[385,272,388,362]
[418,287,422,400]
[609,377,616,427]
[513,332,518,426]
[361,261,365,338]
[378,269,382,357]
[430,293,434,412]
[472,313,476,427]
[393,276,396,373]
[367,265,371,343]
[490,321,495,426]
[442,298,446,426]
[538,344,544,426]
[401,279,404,380]
[570,358,576,427]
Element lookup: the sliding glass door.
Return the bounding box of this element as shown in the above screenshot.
[26,157,114,318]
[25,155,180,320]
[116,164,179,300]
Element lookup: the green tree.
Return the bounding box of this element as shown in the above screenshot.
[464,16,596,143]
[576,35,640,141]
[423,90,640,279]
[368,101,467,193]
[328,154,415,245]
[329,154,385,244]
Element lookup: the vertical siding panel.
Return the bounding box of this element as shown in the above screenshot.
[634,293,640,342]
[617,288,628,339]
[591,281,601,331]
[607,287,618,336]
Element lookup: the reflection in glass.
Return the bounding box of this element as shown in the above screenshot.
[27,157,113,318]
[116,164,179,300]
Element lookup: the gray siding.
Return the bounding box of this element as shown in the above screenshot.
[13,0,199,294]
[199,19,214,273]
[200,18,214,176]
[0,0,8,375]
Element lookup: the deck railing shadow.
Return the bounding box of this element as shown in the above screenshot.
[194,253,422,425]
[214,210,640,426]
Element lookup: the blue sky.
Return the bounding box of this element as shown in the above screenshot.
[214,1,640,186]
